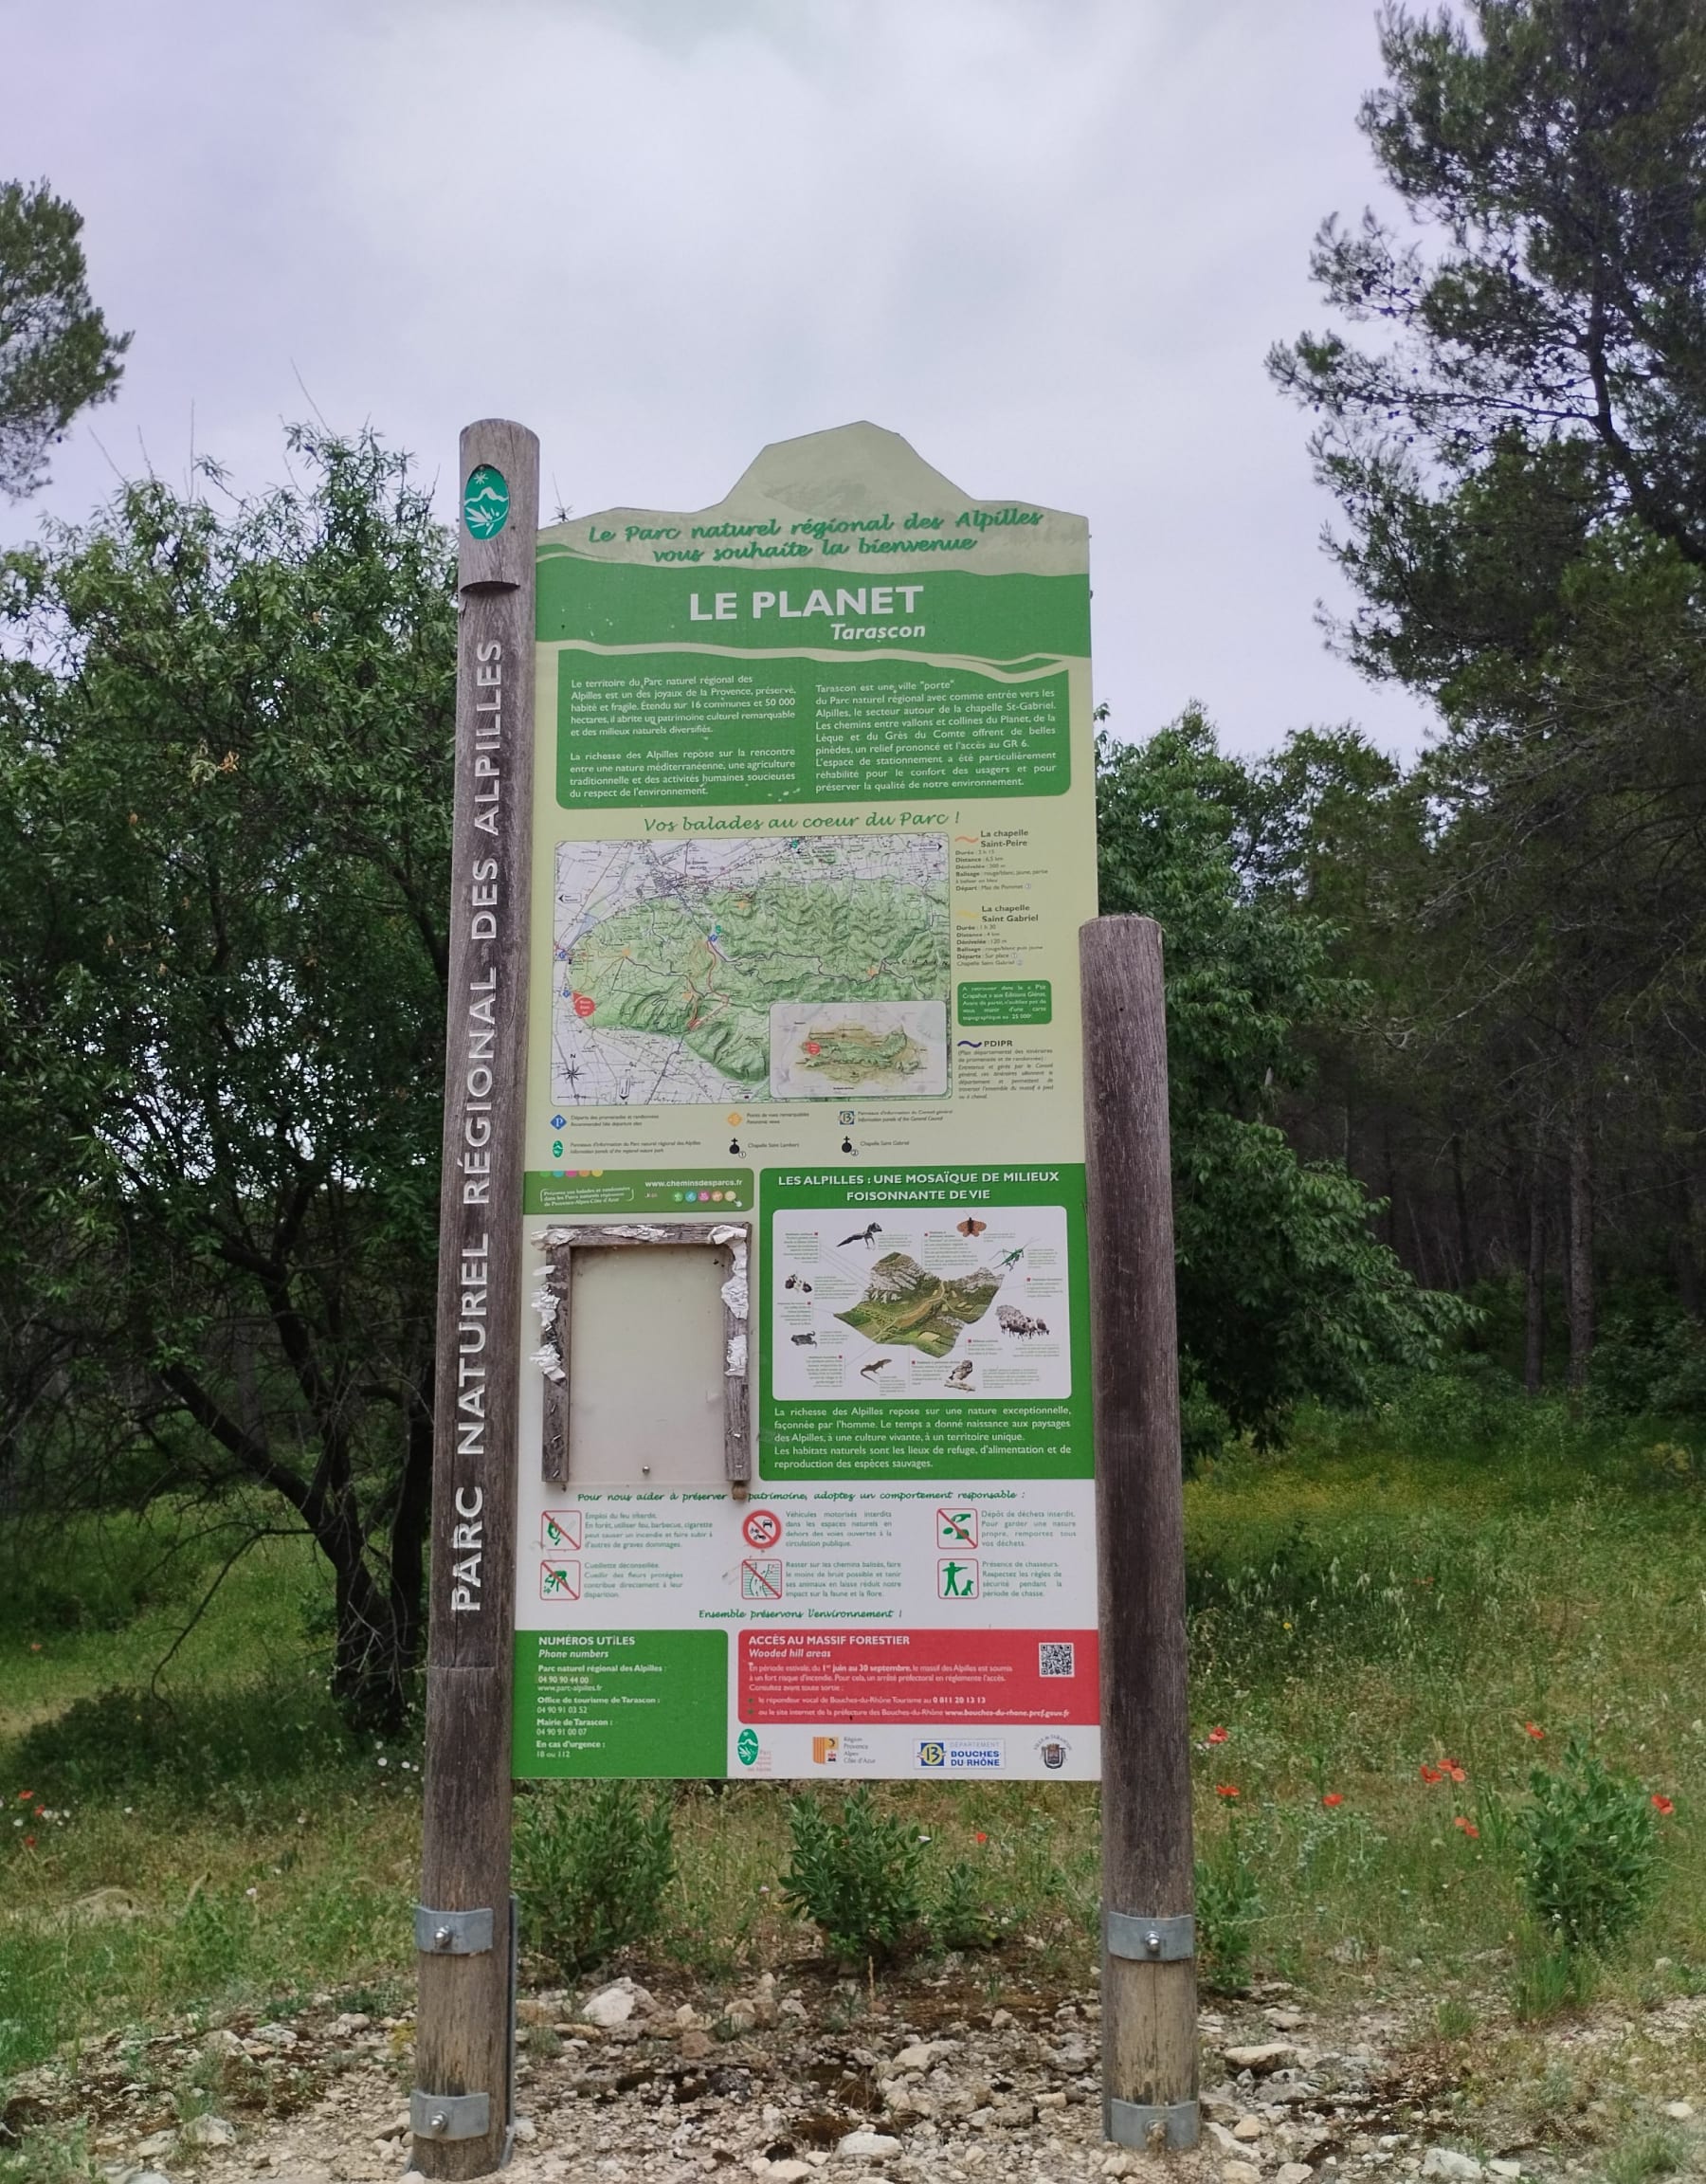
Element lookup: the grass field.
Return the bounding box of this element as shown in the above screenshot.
[3,1375,1704,2172]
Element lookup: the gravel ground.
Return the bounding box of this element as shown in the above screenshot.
[36,1968,1705,2184]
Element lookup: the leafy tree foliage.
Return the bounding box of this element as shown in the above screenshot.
[1269,0,1706,1392]
[1097,711,1463,1448]
[0,429,454,1729]
[0,180,129,500]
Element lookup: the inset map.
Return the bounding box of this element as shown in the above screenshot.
[553,835,949,1106]
[770,1205,1072,1401]
[769,1001,948,1100]
[835,1250,999,1356]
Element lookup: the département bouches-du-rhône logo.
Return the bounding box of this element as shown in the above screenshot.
[463,464,509,539]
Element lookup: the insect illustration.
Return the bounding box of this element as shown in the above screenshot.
[956,1217,987,1237]
[996,1247,1025,1269]
[840,1222,883,1248]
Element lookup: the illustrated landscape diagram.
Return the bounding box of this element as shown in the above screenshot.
[771,1206,1072,1401]
[552,834,950,1105]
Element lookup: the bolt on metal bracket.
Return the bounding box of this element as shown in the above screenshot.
[409,2088,492,2142]
[1107,2094,1200,2150]
[414,1902,495,1956]
[1105,1909,1195,1962]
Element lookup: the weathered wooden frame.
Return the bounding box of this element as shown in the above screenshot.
[534,1221,753,1498]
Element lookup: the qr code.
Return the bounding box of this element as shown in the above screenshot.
[1038,1641,1076,1678]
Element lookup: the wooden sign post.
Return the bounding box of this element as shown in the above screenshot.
[414,419,539,2180]
[1080,914,1199,2153]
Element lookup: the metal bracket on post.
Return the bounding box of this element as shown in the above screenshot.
[1105,1910,1195,1963]
[408,2090,493,2143]
[1107,2096,1201,2151]
[414,1904,495,1956]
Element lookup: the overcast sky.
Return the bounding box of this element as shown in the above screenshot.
[5,0,1435,760]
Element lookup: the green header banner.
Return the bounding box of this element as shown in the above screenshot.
[537,555,1089,661]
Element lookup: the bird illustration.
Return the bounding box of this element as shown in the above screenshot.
[946,1360,974,1387]
[840,1222,883,1247]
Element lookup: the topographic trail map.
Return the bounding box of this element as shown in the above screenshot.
[552,833,950,1105]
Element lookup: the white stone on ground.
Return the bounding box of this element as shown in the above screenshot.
[180,2114,236,2148]
[836,2129,902,2158]
[1421,2151,1483,2182]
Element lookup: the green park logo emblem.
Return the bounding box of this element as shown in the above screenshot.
[463,464,509,539]
[736,1727,759,1767]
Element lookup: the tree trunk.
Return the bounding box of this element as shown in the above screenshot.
[1450,1133,1475,1291]
[1524,1147,1547,1395]
[322,1485,418,1738]
[388,1369,436,1696]
[1566,1094,1594,1392]
[1675,1174,1701,1321]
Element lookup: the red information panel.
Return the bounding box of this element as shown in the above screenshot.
[738,1629,1098,1725]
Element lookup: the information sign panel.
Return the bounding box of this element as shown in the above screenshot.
[512,423,1099,1778]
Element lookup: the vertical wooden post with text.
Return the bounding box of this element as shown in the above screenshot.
[1080,914,1199,2153]
[415,420,539,2180]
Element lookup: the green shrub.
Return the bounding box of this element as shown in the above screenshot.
[1194,1842,1262,1991]
[1600,2128,1685,2184]
[932,1860,997,1952]
[1589,1300,1706,1419]
[1518,1738,1659,1955]
[513,1779,674,1978]
[781,1787,925,1965]
[1512,1940,1597,2020]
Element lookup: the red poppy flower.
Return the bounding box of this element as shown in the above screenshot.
[1419,1764,1444,1784]
[1523,1722,1545,1740]
[22,1834,34,1848]
[1652,1794,1676,1817]
[1453,1815,1479,1838]
[1322,1793,1344,1808]
[974,1831,989,1844]
[1444,1761,1467,1783]
[1215,1783,1240,1799]
[14,1791,32,1803]
[1207,1727,1230,1745]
